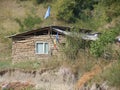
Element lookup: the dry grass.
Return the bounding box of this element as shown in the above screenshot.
[75,65,102,89]
[0,0,66,45]
[90,60,120,88]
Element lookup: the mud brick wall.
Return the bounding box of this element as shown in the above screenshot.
[12,35,64,63]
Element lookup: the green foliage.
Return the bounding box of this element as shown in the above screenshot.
[90,27,120,58]
[24,15,42,30]
[57,0,98,23]
[103,62,120,87]
[15,15,42,32]
[63,28,84,60]
[13,61,41,70]
[64,37,81,60]
[101,0,120,19]
[57,0,76,23]
[57,0,120,32]
[0,58,61,70]
[0,60,11,70]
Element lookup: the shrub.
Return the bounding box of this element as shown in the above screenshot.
[24,15,42,30]
[63,37,81,60]
[90,27,120,58]
[57,0,98,23]
[57,0,76,23]
[15,16,42,32]
[62,28,85,60]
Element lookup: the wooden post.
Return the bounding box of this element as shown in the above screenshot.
[48,26,51,35]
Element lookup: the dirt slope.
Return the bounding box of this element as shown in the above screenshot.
[75,65,102,90]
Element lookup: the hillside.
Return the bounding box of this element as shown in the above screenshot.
[0,0,70,54]
[0,0,120,90]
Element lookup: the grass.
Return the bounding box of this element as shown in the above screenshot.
[0,52,98,73]
[90,60,120,89]
[103,61,120,87]
[0,57,62,71]
[12,60,41,70]
[0,60,11,70]
[23,15,42,30]
[0,45,118,90]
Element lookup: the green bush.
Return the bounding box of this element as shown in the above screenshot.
[15,15,42,32]
[62,28,85,60]
[24,15,42,30]
[90,27,120,58]
[64,37,81,60]
[57,0,76,23]
[57,0,98,23]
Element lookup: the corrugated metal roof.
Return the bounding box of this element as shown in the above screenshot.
[8,25,93,39]
[8,26,70,38]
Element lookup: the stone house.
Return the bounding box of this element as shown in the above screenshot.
[9,26,93,63]
[9,26,71,63]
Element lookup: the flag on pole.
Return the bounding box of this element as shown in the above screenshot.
[44,6,51,19]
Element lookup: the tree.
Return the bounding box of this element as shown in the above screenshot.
[57,0,99,23]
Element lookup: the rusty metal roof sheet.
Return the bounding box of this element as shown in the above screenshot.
[8,25,92,38]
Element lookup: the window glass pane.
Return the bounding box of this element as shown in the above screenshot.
[36,43,43,54]
[44,43,49,54]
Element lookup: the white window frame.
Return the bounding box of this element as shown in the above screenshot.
[35,42,49,54]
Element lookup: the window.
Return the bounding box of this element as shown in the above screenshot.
[36,42,49,54]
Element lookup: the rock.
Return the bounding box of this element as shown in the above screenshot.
[90,83,97,90]
[79,85,90,90]
[1,83,8,90]
[0,67,75,90]
[90,83,103,90]
[57,66,75,84]
[100,82,109,90]
[1,82,35,90]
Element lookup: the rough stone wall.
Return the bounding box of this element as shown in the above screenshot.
[12,35,64,63]
[0,67,75,90]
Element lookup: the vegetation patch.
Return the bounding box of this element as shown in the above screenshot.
[90,26,120,58]
[23,15,42,30]
[15,15,42,32]
[0,60,11,70]
[103,62,120,87]
[0,0,120,89]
